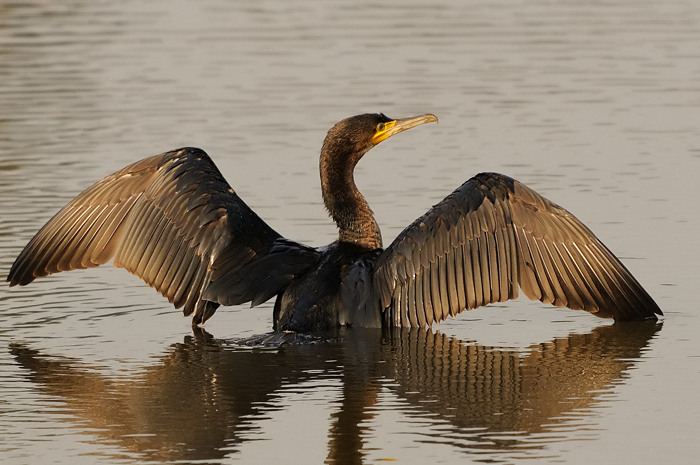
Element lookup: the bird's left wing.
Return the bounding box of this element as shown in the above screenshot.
[372,172,661,327]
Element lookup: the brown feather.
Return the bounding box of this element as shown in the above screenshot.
[374,172,661,326]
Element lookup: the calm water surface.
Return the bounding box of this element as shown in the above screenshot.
[1,1,699,464]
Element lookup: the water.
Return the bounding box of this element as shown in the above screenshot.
[1,0,698,463]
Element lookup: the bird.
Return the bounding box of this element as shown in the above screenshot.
[7,113,662,331]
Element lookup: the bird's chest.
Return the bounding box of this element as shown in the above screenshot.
[273,243,379,332]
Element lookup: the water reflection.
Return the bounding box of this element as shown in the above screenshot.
[10,322,661,463]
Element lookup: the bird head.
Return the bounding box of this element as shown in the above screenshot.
[321,113,438,168]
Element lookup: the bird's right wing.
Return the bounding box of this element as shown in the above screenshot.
[372,172,662,327]
[7,148,318,324]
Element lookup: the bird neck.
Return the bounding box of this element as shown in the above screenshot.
[320,148,382,250]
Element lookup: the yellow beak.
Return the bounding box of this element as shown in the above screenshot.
[371,113,438,145]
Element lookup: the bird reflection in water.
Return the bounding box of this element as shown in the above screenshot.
[11,322,661,463]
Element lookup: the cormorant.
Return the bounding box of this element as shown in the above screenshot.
[7,113,662,331]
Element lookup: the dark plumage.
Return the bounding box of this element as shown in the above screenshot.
[7,113,662,331]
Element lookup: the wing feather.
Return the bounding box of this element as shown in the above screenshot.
[421,267,434,326]
[71,205,113,269]
[452,244,467,312]
[7,148,319,324]
[373,172,661,327]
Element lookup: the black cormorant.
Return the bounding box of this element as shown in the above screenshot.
[7,113,662,331]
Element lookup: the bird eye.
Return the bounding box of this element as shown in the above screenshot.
[376,123,385,132]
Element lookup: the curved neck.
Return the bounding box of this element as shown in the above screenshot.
[320,146,382,250]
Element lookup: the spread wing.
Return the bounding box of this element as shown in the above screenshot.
[372,172,662,327]
[7,148,318,324]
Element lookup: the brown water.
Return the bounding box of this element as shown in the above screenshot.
[1,1,698,464]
